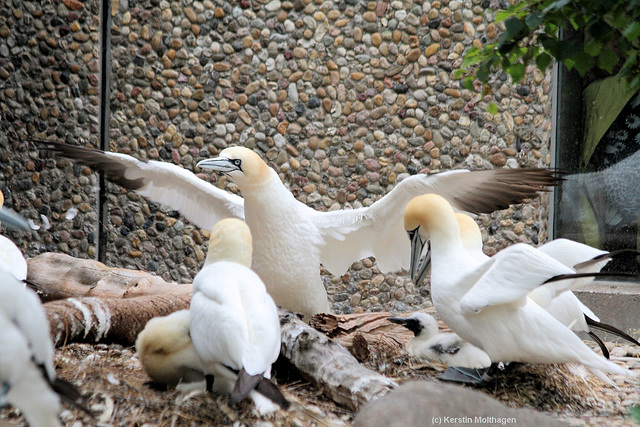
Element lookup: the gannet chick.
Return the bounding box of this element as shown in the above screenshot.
[389,312,491,369]
[456,213,640,358]
[189,218,288,414]
[136,310,207,389]
[0,191,28,281]
[44,142,559,319]
[403,194,632,378]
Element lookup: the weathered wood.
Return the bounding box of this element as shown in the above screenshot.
[27,253,397,410]
[310,312,415,350]
[28,253,187,302]
[281,311,397,411]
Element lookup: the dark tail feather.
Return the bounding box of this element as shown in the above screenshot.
[573,249,640,270]
[229,368,263,406]
[255,378,290,410]
[587,331,610,359]
[585,315,640,347]
[542,271,640,284]
[51,378,92,415]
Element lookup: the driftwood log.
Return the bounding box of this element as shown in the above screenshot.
[27,253,396,410]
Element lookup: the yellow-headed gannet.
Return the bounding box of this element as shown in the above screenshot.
[189,218,288,414]
[403,194,633,380]
[455,213,640,358]
[388,312,491,369]
[0,209,87,426]
[0,191,28,281]
[42,141,559,319]
[136,309,207,390]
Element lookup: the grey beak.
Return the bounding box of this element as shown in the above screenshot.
[196,157,239,173]
[0,207,30,231]
[408,228,431,285]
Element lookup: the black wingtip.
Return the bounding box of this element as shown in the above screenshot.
[255,377,290,410]
[229,368,263,407]
[542,271,640,284]
[587,330,610,359]
[51,378,93,416]
[585,315,640,347]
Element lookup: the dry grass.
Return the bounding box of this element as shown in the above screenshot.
[1,340,639,426]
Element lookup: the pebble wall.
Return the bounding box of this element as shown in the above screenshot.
[0,0,553,314]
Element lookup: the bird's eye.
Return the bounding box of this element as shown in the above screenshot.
[233,159,242,167]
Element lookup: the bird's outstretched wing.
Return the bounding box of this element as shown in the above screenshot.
[313,168,560,276]
[38,141,244,230]
[458,243,578,314]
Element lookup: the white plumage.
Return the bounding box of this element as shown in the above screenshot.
[389,312,491,369]
[403,194,632,378]
[0,203,85,426]
[46,142,558,319]
[455,214,602,334]
[0,192,28,282]
[136,309,207,388]
[189,218,284,414]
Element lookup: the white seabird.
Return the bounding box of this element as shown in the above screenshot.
[454,212,640,358]
[403,194,632,378]
[43,141,559,319]
[0,190,28,281]
[136,309,207,389]
[0,208,86,426]
[189,218,288,414]
[388,312,491,369]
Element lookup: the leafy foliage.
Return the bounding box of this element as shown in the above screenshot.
[631,405,640,424]
[456,0,640,91]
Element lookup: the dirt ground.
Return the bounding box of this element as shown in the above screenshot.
[1,338,638,427]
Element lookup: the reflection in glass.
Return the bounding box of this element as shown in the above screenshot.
[556,79,640,273]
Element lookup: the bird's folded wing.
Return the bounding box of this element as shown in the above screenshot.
[459,243,577,314]
[537,238,607,269]
[190,290,248,371]
[42,143,244,229]
[0,236,28,282]
[0,271,56,381]
[314,168,556,276]
[238,286,280,377]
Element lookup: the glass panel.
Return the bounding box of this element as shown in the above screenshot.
[555,76,640,273]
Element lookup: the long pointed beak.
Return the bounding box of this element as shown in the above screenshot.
[408,229,431,285]
[388,317,409,326]
[0,206,30,231]
[196,157,238,173]
[414,241,431,285]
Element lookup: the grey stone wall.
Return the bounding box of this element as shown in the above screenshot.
[0,0,553,314]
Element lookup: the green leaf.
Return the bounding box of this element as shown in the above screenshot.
[623,21,640,42]
[495,10,512,23]
[589,21,614,42]
[583,39,603,57]
[524,12,544,30]
[487,103,499,115]
[630,406,640,424]
[536,52,553,70]
[508,62,526,82]
[573,51,595,75]
[503,17,528,40]
[463,76,475,91]
[598,49,619,73]
[452,69,465,79]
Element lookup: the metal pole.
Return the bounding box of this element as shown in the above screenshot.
[97,0,112,261]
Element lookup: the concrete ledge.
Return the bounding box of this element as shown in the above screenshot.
[574,281,640,342]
